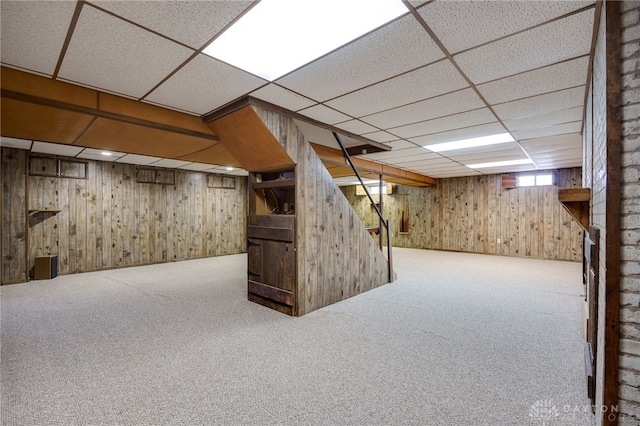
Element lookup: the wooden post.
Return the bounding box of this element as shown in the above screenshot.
[379,174,383,249]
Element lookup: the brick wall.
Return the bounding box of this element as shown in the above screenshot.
[587,5,609,420]
[619,1,640,424]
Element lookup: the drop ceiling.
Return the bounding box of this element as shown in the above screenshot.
[0,0,595,180]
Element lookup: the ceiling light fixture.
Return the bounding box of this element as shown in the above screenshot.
[226,166,234,171]
[100,151,113,156]
[466,159,534,169]
[423,133,515,152]
[203,0,408,81]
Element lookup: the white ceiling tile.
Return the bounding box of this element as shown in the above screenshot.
[0,1,76,76]
[250,84,316,111]
[445,146,526,162]
[0,137,32,150]
[277,15,444,102]
[177,162,219,171]
[334,120,378,135]
[32,142,84,157]
[59,6,194,99]
[504,106,583,132]
[529,149,582,161]
[471,163,539,174]
[389,108,497,139]
[381,140,418,149]
[145,54,266,115]
[293,120,354,148]
[407,157,461,167]
[219,169,248,176]
[420,1,594,54]
[115,154,162,165]
[512,122,582,140]
[534,158,582,168]
[298,105,352,125]
[390,156,447,167]
[454,9,594,84]
[492,86,585,120]
[363,131,399,143]
[408,1,431,8]
[361,146,428,161]
[76,153,119,162]
[74,148,126,163]
[326,60,469,117]
[90,0,253,49]
[361,88,485,129]
[150,159,191,168]
[80,148,125,158]
[477,56,589,104]
[411,122,507,146]
[519,134,582,152]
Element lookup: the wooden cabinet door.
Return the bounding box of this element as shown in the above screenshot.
[247,215,295,309]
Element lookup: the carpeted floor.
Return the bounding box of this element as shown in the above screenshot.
[1,248,594,425]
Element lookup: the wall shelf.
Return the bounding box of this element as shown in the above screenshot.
[253,178,295,190]
[558,188,590,232]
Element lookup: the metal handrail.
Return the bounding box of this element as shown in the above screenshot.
[332,132,393,282]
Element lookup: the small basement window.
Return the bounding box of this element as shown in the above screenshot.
[517,173,554,187]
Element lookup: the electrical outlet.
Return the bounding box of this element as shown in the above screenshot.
[497,238,501,244]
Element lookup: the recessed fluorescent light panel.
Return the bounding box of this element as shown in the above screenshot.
[203,0,408,81]
[466,159,534,169]
[424,133,514,153]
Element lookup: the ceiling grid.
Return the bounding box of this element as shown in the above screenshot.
[0,0,596,180]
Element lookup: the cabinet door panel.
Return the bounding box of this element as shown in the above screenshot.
[261,240,294,292]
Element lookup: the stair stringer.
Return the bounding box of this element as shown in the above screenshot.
[253,106,393,316]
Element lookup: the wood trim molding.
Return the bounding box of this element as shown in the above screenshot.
[602,1,621,423]
[202,95,391,153]
[311,143,436,187]
[1,89,219,142]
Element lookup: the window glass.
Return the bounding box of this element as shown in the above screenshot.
[517,175,535,187]
[536,174,553,186]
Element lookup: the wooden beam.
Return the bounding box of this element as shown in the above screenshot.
[203,96,391,153]
[311,143,436,187]
[206,105,295,173]
[1,67,219,141]
[601,1,621,423]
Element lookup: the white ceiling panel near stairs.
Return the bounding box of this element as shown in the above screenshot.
[0,0,596,178]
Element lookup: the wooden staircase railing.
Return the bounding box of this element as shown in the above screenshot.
[332,132,393,283]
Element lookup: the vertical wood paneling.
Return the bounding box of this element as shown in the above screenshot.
[57,173,70,272]
[76,177,88,270]
[0,149,247,283]
[87,161,98,270]
[1,148,27,283]
[342,168,583,261]
[254,106,391,316]
[101,162,113,269]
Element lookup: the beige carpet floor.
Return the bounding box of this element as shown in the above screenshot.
[1,248,594,425]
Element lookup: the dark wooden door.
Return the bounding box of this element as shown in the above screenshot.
[247,215,295,313]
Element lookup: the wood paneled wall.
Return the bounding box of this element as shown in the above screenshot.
[342,168,583,261]
[1,147,247,283]
[1,148,28,283]
[254,106,391,316]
